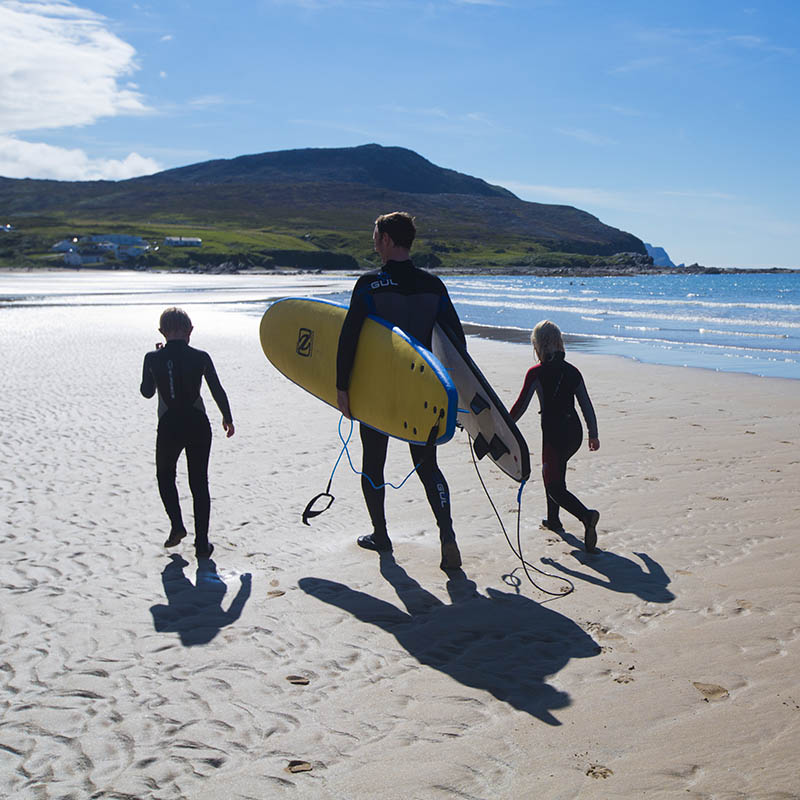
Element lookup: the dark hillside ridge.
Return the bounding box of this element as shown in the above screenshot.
[134,144,517,198]
[0,144,647,259]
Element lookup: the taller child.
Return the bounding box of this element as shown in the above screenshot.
[140,307,235,559]
[336,212,466,570]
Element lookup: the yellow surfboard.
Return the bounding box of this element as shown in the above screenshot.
[260,297,457,445]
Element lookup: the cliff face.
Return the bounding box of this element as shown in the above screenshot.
[645,242,676,267]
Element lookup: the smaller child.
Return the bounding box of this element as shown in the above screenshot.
[509,320,600,552]
[140,307,234,559]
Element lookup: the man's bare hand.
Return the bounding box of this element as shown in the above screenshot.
[337,389,351,419]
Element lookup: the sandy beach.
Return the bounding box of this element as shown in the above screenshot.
[1,281,799,799]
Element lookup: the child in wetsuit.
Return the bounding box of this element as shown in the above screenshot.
[140,307,234,559]
[509,320,600,552]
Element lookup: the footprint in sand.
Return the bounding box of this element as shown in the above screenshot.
[613,666,635,683]
[693,682,729,701]
[587,764,613,779]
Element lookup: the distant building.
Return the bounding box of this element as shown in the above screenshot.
[53,233,150,265]
[64,247,108,266]
[117,245,149,260]
[52,238,80,252]
[164,236,202,247]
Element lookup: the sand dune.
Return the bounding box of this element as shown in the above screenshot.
[1,289,798,799]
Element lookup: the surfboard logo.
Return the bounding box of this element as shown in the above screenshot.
[296,328,314,357]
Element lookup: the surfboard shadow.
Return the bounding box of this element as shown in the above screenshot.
[541,532,675,603]
[299,559,600,725]
[150,554,252,646]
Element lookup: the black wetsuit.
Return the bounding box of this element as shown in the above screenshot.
[510,354,597,526]
[140,340,232,549]
[336,260,465,545]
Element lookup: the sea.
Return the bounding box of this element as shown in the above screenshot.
[2,270,799,381]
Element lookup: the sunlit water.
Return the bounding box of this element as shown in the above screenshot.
[2,270,799,380]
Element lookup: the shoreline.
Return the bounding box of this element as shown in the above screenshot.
[2,263,800,277]
[2,267,798,382]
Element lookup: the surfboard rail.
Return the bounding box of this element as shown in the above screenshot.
[260,297,458,446]
[432,322,531,482]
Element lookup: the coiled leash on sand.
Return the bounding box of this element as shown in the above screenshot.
[302,414,575,597]
[302,415,441,526]
[465,432,574,598]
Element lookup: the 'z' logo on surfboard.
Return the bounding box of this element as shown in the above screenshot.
[296,328,314,357]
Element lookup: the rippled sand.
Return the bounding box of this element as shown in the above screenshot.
[1,283,798,798]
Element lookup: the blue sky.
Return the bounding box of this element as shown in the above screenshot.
[1,0,798,268]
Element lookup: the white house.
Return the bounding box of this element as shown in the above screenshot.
[51,238,79,252]
[117,245,150,260]
[64,249,106,266]
[54,233,150,264]
[163,236,202,247]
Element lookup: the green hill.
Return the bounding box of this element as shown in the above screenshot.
[0,144,648,270]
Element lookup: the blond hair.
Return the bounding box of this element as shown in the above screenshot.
[531,319,565,362]
[159,307,192,335]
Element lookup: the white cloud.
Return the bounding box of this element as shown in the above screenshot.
[556,127,617,146]
[0,0,152,134]
[0,1,160,178]
[189,95,226,108]
[658,189,738,201]
[608,56,667,74]
[604,104,646,117]
[383,105,450,119]
[726,34,794,55]
[381,104,503,133]
[498,181,630,210]
[0,134,161,180]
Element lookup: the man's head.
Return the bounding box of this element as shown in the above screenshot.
[159,307,193,340]
[373,211,416,263]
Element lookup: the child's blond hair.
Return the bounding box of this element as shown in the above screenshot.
[531,319,565,362]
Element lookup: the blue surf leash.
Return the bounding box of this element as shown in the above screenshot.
[302,415,435,526]
[465,433,574,598]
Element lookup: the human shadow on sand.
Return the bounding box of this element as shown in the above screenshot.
[150,554,252,646]
[299,557,600,725]
[541,529,675,603]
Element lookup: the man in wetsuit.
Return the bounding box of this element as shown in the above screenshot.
[336,212,465,570]
[140,307,234,559]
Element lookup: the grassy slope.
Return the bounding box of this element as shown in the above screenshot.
[0,175,646,270]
